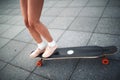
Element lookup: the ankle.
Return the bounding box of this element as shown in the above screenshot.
[37,41,47,50]
[48,40,57,47]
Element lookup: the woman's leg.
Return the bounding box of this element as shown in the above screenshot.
[20,0,42,43]
[28,0,57,58]
[20,0,47,58]
[28,0,53,42]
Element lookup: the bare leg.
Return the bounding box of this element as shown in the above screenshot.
[28,0,53,42]
[20,0,42,43]
[28,0,57,58]
[20,0,47,58]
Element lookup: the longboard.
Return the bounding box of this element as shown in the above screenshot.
[36,46,117,67]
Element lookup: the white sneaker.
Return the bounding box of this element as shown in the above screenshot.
[30,48,45,58]
[42,45,57,58]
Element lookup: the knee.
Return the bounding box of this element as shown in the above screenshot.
[24,18,36,29]
[28,19,41,29]
[28,19,36,28]
[23,19,29,28]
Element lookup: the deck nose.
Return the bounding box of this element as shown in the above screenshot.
[103,46,117,54]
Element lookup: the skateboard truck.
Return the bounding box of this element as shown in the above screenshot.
[36,59,43,67]
[36,51,60,67]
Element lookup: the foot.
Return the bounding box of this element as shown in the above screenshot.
[30,48,45,58]
[42,45,57,58]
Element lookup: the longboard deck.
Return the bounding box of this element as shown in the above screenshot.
[37,46,117,60]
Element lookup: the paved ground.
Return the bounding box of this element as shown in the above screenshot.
[0,0,120,80]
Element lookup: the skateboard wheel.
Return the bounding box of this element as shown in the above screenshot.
[102,58,109,65]
[36,60,42,67]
